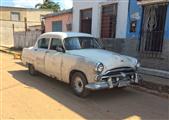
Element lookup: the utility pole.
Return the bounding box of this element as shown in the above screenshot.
[12,24,14,33]
[24,17,27,32]
[41,17,45,33]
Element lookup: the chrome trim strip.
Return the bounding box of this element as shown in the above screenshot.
[103,67,135,75]
[101,72,135,79]
[85,81,109,90]
[86,73,141,90]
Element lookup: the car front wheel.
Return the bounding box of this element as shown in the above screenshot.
[28,64,37,76]
[71,72,90,97]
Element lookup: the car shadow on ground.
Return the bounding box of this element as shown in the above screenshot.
[8,69,168,119]
[15,62,25,67]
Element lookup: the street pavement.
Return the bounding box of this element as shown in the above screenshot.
[0,52,169,120]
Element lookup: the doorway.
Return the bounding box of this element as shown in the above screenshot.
[80,8,92,34]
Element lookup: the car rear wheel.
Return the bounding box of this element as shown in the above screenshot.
[28,64,37,76]
[71,72,90,97]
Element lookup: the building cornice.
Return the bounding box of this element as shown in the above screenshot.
[137,0,169,5]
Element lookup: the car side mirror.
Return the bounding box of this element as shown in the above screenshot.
[56,46,65,53]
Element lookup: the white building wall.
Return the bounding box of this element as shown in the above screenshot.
[72,0,101,37]
[72,0,129,38]
[116,0,129,38]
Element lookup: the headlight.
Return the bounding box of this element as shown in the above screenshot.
[95,62,104,73]
[136,62,140,68]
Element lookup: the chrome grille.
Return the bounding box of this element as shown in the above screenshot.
[101,67,135,81]
[103,67,135,76]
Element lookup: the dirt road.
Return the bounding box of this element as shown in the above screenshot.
[0,52,168,119]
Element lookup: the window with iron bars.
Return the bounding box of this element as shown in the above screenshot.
[101,4,117,38]
[140,4,167,53]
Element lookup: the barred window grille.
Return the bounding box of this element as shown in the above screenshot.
[101,4,117,38]
[140,4,167,53]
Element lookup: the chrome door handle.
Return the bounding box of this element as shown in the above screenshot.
[45,51,49,53]
[34,49,38,51]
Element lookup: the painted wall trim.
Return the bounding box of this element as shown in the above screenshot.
[164,4,169,40]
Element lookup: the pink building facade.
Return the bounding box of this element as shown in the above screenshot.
[44,9,72,32]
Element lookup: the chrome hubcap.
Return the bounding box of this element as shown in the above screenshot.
[74,77,83,93]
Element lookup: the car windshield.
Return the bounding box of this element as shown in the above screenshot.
[64,37,101,50]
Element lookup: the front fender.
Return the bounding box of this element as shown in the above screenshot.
[62,54,97,83]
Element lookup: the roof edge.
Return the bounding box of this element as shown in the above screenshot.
[44,8,72,18]
[0,6,53,11]
[137,0,169,5]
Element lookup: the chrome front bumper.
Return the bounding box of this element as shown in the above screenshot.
[85,73,142,90]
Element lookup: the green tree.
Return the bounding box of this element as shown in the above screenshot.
[35,0,60,12]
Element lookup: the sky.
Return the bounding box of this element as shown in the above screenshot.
[0,0,73,10]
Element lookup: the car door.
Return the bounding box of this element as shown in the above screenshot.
[45,38,63,80]
[34,38,50,73]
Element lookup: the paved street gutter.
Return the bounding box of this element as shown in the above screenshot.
[131,84,169,99]
[131,73,169,98]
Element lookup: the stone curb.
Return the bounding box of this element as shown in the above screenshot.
[131,85,169,99]
[139,80,169,93]
[0,48,21,55]
[0,49,15,54]
[138,67,169,79]
[137,67,169,95]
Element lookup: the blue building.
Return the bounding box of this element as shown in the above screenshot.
[125,0,169,71]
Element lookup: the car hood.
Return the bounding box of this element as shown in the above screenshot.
[67,49,137,71]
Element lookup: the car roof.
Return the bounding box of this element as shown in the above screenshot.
[38,32,94,40]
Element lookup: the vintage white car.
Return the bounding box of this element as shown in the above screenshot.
[22,32,141,97]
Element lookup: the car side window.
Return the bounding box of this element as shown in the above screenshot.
[38,38,50,49]
[50,38,62,50]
